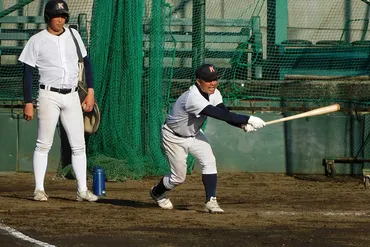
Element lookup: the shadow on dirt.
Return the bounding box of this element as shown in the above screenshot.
[96,198,156,208]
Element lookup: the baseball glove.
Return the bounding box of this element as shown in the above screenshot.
[78,83,101,134]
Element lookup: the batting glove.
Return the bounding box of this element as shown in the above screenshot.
[243,124,257,133]
[248,116,266,129]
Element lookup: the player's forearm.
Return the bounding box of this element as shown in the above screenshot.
[200,104,250,127]
[83,56,94,89]
[216,103,249,128]
[23,63,34,104]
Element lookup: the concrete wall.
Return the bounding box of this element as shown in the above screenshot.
[0,108,61,172]
[1,106,369,175]
[0,109,278,173]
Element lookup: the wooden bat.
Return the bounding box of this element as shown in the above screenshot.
[265,104,340,125]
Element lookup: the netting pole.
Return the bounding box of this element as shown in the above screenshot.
[344,0,351,43]
[77,13,88,47]
[266,0,276,59]
[266,0,287,79]
[266,0,287,49]
[149,0,164,96]
[147,0,167,168]
[185,0,206,174]
[251,16,263,80]
[192,0,205,75]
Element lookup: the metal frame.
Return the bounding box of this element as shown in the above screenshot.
[324,130,370,178]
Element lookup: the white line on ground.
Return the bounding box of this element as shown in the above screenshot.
[0,223,56,247]
[263,210,370,216]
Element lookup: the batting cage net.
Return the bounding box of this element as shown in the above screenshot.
[1,0,370,179]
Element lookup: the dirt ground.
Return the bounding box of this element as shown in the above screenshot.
[0,172,370,247]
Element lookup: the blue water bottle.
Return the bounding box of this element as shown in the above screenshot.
[93,166,106,197]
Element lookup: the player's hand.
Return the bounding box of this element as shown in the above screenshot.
[248,116,266,129]
[242,124,257,133]
[24,103,34,121]
[81,88,95,112]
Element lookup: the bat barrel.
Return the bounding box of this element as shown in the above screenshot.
[265,104,340,125]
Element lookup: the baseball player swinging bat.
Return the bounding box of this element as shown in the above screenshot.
[265,104,340,125]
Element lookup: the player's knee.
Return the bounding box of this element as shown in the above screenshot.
[201,158,217,174]
[163,174,186,189]
[170,174,186,186]
[71,145,85,156]
[35,142,52,154]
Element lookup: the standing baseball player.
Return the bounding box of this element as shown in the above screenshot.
[18,0,97,202]
[150,64,265,213]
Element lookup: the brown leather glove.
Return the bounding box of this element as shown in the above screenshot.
[78,84,100,134]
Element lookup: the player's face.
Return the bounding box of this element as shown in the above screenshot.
[47,16,67,35]
[197,79,218,94]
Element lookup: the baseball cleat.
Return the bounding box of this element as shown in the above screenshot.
[204,197,224,213]
[34,189,49,201]
[77,190,98,202]
[150,187,173,209]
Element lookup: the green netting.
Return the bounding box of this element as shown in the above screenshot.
[1,0,370,179]
[86,0,169,180]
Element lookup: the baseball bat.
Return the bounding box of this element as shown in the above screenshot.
[265,104,340,125]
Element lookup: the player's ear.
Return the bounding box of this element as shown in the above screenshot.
[196,78,201,85]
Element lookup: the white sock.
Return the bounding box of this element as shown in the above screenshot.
[33,151,48,191]
[72,154,87,192]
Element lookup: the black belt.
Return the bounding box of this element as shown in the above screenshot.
[173,131,195,138]
[163,124,195,138]
[39,84,78,94]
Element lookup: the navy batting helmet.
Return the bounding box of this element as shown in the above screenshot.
[44,0,69,23]
[196,64,221,81]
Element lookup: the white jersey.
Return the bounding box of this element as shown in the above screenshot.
[166,84,223,137]
[18,28,87,89]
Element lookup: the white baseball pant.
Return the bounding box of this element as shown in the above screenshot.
[161,124,217,190]
[33,89,88,192]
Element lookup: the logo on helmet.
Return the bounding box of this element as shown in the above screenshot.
[209,66,215,73]
[57,3,64,9]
